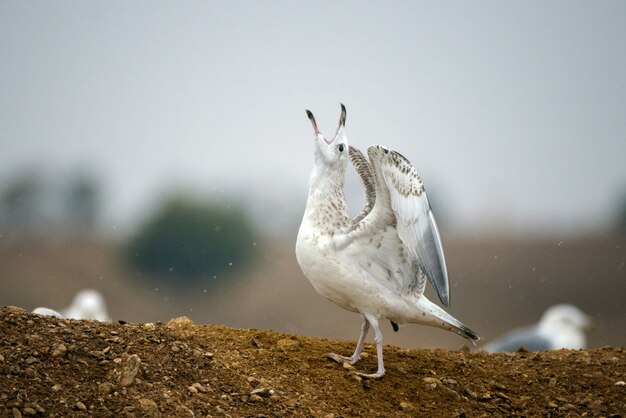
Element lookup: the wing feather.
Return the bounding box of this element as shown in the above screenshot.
[348,145,376,226]
[334,145,449,305]
[377,147,450,306]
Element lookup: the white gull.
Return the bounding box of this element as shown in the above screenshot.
[483,304,592,352]
[295,104,479,378]
[33,289,110,321]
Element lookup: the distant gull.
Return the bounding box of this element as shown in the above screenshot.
[33,289,110,321]
[483,304,593,352]
[295,104,479,378]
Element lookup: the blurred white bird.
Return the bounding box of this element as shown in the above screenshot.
[31,307,64,318]
[295,104,479,378]
[483,304,593,352]
[33,289,110,321]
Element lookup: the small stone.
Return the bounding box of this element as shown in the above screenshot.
[324,414,336,418]
[192,382,207,393]
[615,381,625,386]
[0,353,4,361]
[25,357,38,365]
[250,387,269,397]
[247,377,260,387]
[22,408,36,416]
[119,354,141,387]
[423,377,442,386]
[491,381,507,390]
[478,393,493,402]
[12,408,22,418]
[75,401,87,411]
[138,398,159,417]
[143,323,156,330]
[167,316,194,327]
[423,377,441,390]
[400,401,414,411]
[52,343,67,358]
[277,339,299,351]
[249,394,264,403]
[98,382,114,394]
[187,386,198,394]
[51,384,62,392]
[175,405,194,417]
[547,401,559,408]
[441,385,461,401]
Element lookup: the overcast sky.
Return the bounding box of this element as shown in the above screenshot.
[1,1,625,236]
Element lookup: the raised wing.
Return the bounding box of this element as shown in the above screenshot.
[348,145,376,226]
[372,146,450,306]
[337,223,427,298]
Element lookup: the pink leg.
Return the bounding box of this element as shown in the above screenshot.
[326,316,370,364]
[355,315,385,378]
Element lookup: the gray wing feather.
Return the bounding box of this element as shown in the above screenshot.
[348,145,376,226]
[421,205,450,305]
[379,149,450,306]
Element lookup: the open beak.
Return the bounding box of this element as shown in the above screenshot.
[305,109,320,136]
[305,104,346,145]
[337,103,346,132]
[305,108,333,144]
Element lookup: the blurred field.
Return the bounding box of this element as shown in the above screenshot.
[0,233,624,350]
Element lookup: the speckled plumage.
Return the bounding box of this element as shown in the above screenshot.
[295,105,479,378]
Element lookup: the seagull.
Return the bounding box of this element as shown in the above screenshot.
[295,104,479,378]
[32,306,64,318]
[483,304,593,352]
[33,289,110,321]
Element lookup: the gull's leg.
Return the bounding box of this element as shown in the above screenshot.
[326,315,369,364]
[355,315,385,379]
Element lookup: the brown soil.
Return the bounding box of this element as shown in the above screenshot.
[1,307,625,417]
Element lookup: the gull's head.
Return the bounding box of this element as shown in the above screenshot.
[538,304,593,335]
[305,103,348,169]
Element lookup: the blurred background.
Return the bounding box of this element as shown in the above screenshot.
[1,1,625,349]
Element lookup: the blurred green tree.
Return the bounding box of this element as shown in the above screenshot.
[65,173,100,234]
[125,195,257,282]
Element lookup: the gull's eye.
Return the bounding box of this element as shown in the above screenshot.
[338,144,344,152]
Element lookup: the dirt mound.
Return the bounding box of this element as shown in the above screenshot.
[1,306,625,417]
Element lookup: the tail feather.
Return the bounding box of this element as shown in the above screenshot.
[419,299,481,343]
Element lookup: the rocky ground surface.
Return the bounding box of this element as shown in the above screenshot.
[1,306,625,417]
